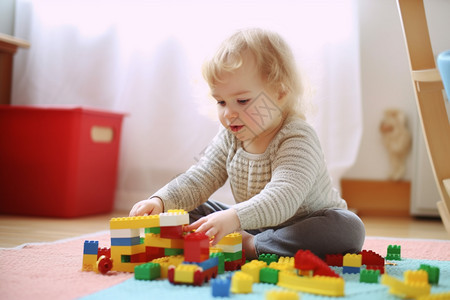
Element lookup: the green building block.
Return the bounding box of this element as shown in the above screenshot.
[258,253,279,265]
[165,248,184,256]
[419,264,440,284]
[135,262,161,280]
[360,269,380,283]
[210,252,225,274]
[223,251,242,261]
[386,245,401,260]
[145,227,160,234]
[260,267,279,284]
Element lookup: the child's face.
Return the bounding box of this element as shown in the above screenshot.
[211,52,284,149]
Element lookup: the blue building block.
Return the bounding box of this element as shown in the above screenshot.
[111,237,141,246]
[211,276,231,297]
[83,240,99,255]
[343,266,360,274]
[184,256,219,271]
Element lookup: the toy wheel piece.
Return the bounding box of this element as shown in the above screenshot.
[193,269,203,286]
[97,255,113,274]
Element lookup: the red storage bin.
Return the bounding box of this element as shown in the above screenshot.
[0,106,125,217]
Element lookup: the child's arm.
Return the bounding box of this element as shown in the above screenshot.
[184,208,241,245]
[129,197,164,216]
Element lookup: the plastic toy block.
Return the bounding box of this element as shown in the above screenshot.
[144,233,184,249]
[184,256,219,271]
[130,252,147,263]
[184,232,210,262]
[223,251,243,261]
[419,264,440,284]
[217,232,242,245]
[82,254,97,271]
[360,269,380,283]
[173,264,198,284]
[278,272,345,297]
[242,260,267,283]
[110,228,140,238]
[121,255,131,263]
[210,252,225,274]
[386,245,401,260]
[160,225,184,239]
[343,253,362,267]
[416,292,450,300]
[325,254,343,266]
[360,250,384,266]
[231,271,253,294]
[135,262,161,280]
[109,215,160,229]
[111,244,145,256]
[405,270,429,285]
[159,210,189,227]
[266,289,299,300]
[260,267,279,284]
[83,240,99,255]
[98,247,111,259]
[209,247,223,254]
[278,256,295,266]
[259,253,279,265]
[111,236,141,246]
[366,264,385,274]
[112,262,141,273]
[146,246,165,261]
[96,255,113,274]
[294,249,340,277]
[211,276,231,297]
[216,243,242,253]
[165,248,183,256]
[268,262,295,273]
[152,255,184,278]
[343,266,360,274]
[381,274,430,298]
[145,227,160,234]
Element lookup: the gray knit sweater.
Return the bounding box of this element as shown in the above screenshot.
[152,115,347,230]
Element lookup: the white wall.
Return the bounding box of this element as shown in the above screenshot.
[0,0,15,35]
[344,0,450,182]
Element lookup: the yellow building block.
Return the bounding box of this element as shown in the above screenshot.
[111,244,145,256]
[382,274,431,299]
[277,256,295,266]
[278,272,345,297]
[417,292,450,300]
[269,262,295,273]
[405,270,429,285]
[110,215,160,229]
[343,253,362,267]
[242,260,267,283]
[113,262,142,273]
[174,264,198,284]
[217,232,242,245]
[209,247,223,254]
[144,233,184,249]
[82,254,97,272]
[231,271,253,294]
[266,289,299,300]
[152,255,184,278]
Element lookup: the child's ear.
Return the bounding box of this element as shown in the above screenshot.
[277,84,288,101]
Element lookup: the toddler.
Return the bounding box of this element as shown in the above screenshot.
[130,28,365,259]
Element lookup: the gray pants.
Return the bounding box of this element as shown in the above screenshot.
[189,200,366,259]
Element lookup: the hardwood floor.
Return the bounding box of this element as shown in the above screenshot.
[0,212,448,248]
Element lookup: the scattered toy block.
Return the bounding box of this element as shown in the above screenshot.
[260,267,279,284]
[266,289,299,300]
[386,245,401,260]
[231,271,253,294]
[135,262,161,280]
[343,253,362,267]
[419,264,440,284]
[259,253,279,265]
[278,272,345,297]
[241,260,267,283]
[211,276,231,297]
[326,254,343,266]
[360,269,380,283]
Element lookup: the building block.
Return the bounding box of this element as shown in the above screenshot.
[326,254,343,266]
[110,215,160,229]
[83,240,99,255]
[278,272,345,297]
[146,246,165,261]
[405,270,429,285]
[184,256,219,271]
[111,236,141,246]
[265,289,299,300]
[152,255,184,278]
[360,269,380,283]
[294,249,340,277]
[366,264,385,275]
[216,243,242,253]
[159,210,189,227]
[173,264,197,284]
[223,251,243,261]
[217,232,242,245]
[260,267,279,284]
[343,266,360,274]
[386,245,401,260]
[382,273,430,298]
[110,228,140,238]
[184,232,210,262]
[96,255,113,274]
[82,254,98,272]
[98,247,111,259]
[416,292,450,300]
[144,233,184,249]
[231,271,253,294]
[241,260,267,283]
[211,276,231,297]
[268,262,295,273]
[210,252,225,274]
[360,250,384,266]
[259,253,279,265]
[160,225,184,239]
[135,262,161,280]
[419,264,440,284]
[343,253,362,267]
[145,227,160,234]
[165,248,184,256]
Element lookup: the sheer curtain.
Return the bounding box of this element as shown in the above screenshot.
[12,0,362,210]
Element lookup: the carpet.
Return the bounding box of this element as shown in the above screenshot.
[0,232,449,300]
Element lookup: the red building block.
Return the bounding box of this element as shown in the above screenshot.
[184,232,210,262]
[294,249,340,278]
[146,246,165,261]
[160,225,184,239]
[98,247,111,259]
[366,265,385,274]
[360,250,384,266]
[325,254,343,267]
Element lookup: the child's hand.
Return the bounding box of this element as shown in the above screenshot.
[184,208,241,245]
[129,197,164,217]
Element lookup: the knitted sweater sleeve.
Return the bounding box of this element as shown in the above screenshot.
[232,123,327,229]
[150,128,230,212]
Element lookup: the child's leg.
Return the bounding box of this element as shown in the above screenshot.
[254,209,365,259]
[188,199,230,223]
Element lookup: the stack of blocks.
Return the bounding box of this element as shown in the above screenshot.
[215,232,244,271]
[82,241,99,271]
